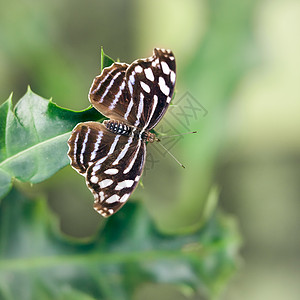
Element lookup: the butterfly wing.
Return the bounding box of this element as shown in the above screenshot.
[68,122,145,217]
[125,48,176,130]
[68,122,118,175]
[89,48,176,129]
[88,62,130,122]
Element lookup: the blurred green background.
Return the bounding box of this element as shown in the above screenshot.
[1,0,299,299]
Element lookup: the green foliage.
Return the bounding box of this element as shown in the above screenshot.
[0,90,101,199]
[101,47,115,72]
[0,188,241,300]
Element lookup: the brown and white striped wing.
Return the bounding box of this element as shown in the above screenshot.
[89,62,131,122]
[67,122,146,217]
[125,48,176,130]
[89,48,176,130]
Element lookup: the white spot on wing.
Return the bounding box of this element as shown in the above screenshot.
[144,68,154,81]
[161,61,171,75]
[135,175,141,182]
[158,77,170,96]
[115,180,134,190]
[135,65,143,73]
[99,179,113,189]
[120,193,130,203]
[170,70,176,84]
[141,81,150,93]
[92,164,101,174]
[90,175,99,184]
[106,194,120,204]
[104,168,119,175]
[99,191,105,202]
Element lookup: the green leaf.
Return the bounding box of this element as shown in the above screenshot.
[0,189,241,300]
[101,47,115,71]
[0,48,115,200]
[0,89,101,199]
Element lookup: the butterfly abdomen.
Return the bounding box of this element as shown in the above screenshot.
[103,120,132,136]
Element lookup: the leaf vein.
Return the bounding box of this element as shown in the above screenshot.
[0,131,71,170]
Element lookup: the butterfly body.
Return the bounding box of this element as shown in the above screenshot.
[103,119,156,143]
[68,48,176,217]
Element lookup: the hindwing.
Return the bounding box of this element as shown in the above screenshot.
[68,122,145,217]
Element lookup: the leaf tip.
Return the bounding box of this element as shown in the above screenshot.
[8,92,13,104]
[2,92,14,110]
[100,46,105,72]
[27,85,33,94]
[100,46,114,71]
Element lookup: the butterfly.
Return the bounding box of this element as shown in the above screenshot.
[67,48,176,217]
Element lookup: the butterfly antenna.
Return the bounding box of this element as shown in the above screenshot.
[159,131,197,139]
[156,141,185,169]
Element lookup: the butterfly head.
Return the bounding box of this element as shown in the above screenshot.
[146,132,157,143]
[140,131,157,143]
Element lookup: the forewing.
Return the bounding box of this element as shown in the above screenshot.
[88,62,131,122]
[125,48,176,130]
[88,48,176,130]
